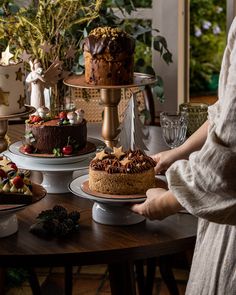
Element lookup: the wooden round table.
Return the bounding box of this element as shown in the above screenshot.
[0,192,197,295]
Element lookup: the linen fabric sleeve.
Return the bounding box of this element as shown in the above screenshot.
[166,18,236,225]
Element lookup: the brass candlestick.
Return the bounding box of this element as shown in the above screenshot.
[0,106,35,153]
[64,73,157,148]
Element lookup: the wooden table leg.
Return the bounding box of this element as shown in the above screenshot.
[108,262,136,295]
[0,268,6,295]
[64,266,73,295]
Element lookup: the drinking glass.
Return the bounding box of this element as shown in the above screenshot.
[160,112,188,149]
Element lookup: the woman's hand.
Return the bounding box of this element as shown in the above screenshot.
[151,147,184,174]
[131,188,183,220]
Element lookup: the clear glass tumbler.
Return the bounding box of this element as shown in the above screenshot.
[160,112,188,149]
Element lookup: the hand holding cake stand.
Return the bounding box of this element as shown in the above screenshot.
[69,174,146,225]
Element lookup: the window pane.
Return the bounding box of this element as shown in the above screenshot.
[190,0,226,96]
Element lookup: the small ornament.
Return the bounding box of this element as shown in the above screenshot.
[117,92,149,152]
[75,108,85,123]
[20,50,32,63]
[37,106,49,118]
[67,111,77,125]
[26,60,46,109]
[0,46,14,65]
[39,41,52,53]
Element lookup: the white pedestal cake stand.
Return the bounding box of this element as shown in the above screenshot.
[4,138,104,194]
[69,174,146,226]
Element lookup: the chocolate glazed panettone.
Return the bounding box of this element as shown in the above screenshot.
[82,27,135,85]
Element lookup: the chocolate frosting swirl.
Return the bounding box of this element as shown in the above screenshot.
[90,149,156,174]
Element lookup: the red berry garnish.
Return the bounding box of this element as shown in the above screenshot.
[23,144,34,154]
[8,162,17,171]
[59,111,67,120]
[12,175,24,189]
[62,145,73,155]
[0,169,7,179]
[31,115,42,123]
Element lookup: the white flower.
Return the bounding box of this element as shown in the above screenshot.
[213,25,221,35]
[195,27,202,37]
[216,6,223,14]
[202,20,212,30]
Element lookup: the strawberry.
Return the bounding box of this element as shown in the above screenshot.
[12,175,24,189]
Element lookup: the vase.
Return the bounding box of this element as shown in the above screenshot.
[0,62,26,116]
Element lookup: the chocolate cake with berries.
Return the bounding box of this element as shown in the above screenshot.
[82,26,135,85]
[23,108,87,156]
[89,147,156,195]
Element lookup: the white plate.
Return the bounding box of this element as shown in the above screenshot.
[69,174,146,204]
[8,137,105,165]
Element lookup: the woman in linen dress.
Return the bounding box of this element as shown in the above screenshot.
[131,18,236,295]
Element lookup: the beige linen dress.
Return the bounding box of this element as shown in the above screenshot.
[166,18,236,295]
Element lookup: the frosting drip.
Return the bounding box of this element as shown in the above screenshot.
[82,26,135,57]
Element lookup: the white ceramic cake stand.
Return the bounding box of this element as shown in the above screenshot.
[69,174,146,226]
[0,210,19,238]
[4,138,104,194]
[0,183,46,237]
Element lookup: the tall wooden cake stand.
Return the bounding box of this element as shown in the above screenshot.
[64,73,157,148]
[0,105,35,153]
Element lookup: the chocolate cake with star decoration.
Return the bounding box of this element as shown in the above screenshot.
[89,147,156,195]
[82,26,135,85]
[0,46,26,116]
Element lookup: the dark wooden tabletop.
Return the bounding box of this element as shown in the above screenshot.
[0,192,197,268]
[2,123,197,294]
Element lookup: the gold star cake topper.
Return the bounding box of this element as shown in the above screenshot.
[95,150,109,160]
[112,146,125,159]
[1,46,14,65]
